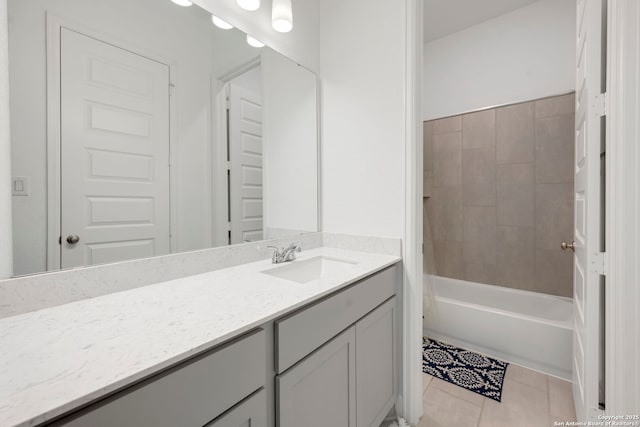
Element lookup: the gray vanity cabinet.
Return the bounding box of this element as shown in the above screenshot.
[356,297,397,427]
[45,264,399,427]
[51,329,266,427]
[275,265,399,427]
[276,327,357,427]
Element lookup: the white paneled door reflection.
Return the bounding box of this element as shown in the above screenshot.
[228,82,263,244]
[60,28,171,268]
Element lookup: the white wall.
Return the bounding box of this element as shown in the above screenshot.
[422,0,576,120]
[262,48,317,234]
[7,0,235,275]
[194,0,319,72]
[319,0,406,238]
[0,0,12,279]
[319,1,424,422]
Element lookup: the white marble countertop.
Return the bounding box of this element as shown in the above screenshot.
[0,247,400,427]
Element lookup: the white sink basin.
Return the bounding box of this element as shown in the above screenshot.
[261,256,358,283]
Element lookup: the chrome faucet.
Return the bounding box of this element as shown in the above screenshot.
[268,242,302,264]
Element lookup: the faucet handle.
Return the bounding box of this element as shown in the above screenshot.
[286,242,303,252]
[267,246,282,263]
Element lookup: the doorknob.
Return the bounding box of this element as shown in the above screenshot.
[66,235,80,245]
[561,241,575,252]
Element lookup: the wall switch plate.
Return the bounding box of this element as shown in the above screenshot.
[12,176,30,196]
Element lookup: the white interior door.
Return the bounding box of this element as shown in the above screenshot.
[573,0,606,420]
[60,28,170,268]
[228,83,263,244]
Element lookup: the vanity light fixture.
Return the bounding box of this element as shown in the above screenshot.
[211,15,234,29]
[272,0,293,33]
[170,0,193,6]
[246,35,265,48]
[237,0,260,11]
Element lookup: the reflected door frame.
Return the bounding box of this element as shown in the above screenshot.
[211,58,261,248]
[45,13,180,270]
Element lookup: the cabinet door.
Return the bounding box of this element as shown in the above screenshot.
[276,326,356,427]
[356,297,397,427]
[206,389,266,427]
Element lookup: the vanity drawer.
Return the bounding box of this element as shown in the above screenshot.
[53,329,266,427]
[275,264,398,373]
[204,389,266,427]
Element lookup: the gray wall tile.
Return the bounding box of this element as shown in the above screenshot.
[424,121,434,172]
[424,93,575,297]
[535,249,573,297]
[465,263,496,284]
[431,186,463,242]
[463,206,497,265]
[433,240,464,280]
[497,102,535,164]
[496,226,535,290]
[536,183,574,251]
[424,171,433,198]
[432,116,462,135]
[433,132,462,187]
[463,109,496,150]
[497,163,535,227]
[535,93,575,119]
[535,114,575,184]
[423,200,437,275]
[463,147,496,207]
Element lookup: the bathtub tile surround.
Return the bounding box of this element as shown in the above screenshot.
[496,162,535,227]
[0,232,400,319]
[419,362,576,427]
[433,132,463,187]
[496,226,536,289]
[496,101,535,164]
[462,109,496,150]
[423,92,576,297]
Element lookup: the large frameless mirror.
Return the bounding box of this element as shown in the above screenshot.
[7,0,319,277]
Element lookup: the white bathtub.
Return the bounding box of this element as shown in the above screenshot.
[423,275,573,380]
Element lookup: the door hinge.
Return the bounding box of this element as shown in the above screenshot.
[595,93,607,117]
[226,161,231,170]
[226,97,230,109]
[593,252,608,275]
[169,83,175,96]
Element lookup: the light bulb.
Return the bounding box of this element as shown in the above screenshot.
[170,0,193,6]
[211,15,233,29]
[237,0,260,11]
[272,0,293,33]
[246,35,264,48]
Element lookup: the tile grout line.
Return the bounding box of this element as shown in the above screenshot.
[476,397,486,427]
[546,374,553,425]
[426,375,491,409]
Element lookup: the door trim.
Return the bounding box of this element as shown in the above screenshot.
[403,0,423,424]
[45,13,178,270]
[211,61,262,247]
[605,0,640,415]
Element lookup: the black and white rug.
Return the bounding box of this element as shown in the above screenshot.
[422,337,508,402]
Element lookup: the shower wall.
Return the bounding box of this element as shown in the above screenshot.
[423,93,575,297]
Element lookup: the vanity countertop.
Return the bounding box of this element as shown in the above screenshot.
[0,247,400,427]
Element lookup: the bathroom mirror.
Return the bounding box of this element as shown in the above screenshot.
[7,0,319,277]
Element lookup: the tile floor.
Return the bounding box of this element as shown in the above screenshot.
[416,363,576,427]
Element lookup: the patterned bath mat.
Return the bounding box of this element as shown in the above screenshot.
[422,337,508,402]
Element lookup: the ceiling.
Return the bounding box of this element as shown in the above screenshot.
[423,0,540,42]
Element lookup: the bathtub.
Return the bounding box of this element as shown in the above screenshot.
[423,275,573,380]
